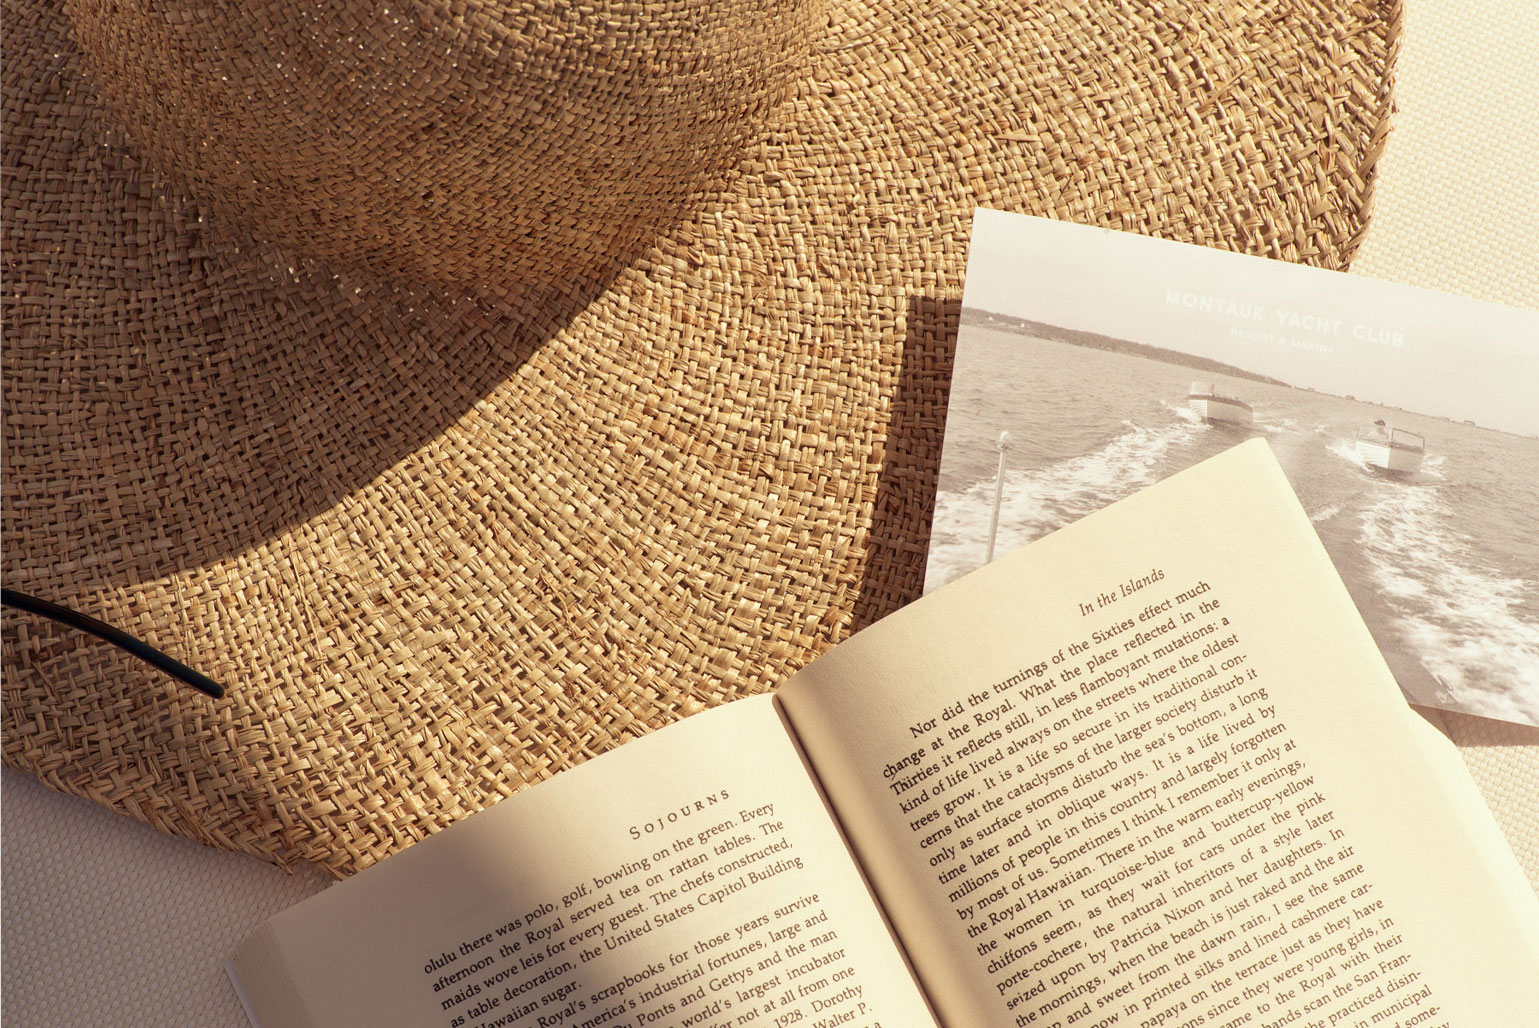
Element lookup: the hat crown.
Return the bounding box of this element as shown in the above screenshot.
[65,0,822,294]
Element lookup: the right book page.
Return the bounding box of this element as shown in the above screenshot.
[779,440,1539,1028]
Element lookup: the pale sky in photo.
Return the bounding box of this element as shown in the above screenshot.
[961,210,1539,437]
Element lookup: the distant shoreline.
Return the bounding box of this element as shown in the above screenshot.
[961,308,1290,386]
[960,309,1537,441]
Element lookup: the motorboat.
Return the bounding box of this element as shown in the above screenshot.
[1186,381,1253,426]
[1356,421,1424,475]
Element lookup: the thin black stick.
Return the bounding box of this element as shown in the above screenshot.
[2,588,225,699]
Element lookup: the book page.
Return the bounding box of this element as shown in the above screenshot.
[231,695,936,1028]
[780,441,1539,1028]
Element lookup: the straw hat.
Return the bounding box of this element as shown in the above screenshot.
[3,0,1398,874]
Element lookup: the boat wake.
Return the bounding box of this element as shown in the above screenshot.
[1326,437,1372,472]
[1356,486,1539,724]
[926,420,1196,590]
[1256,415,1295,436]
[1310,504,1342,524]
[1163,400,1202,425]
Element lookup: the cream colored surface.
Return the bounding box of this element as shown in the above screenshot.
[3,2,1535,1026]
[1350,2,1539,308]
[0,770,333,1027]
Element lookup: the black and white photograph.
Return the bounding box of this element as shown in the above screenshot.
[927,210,1539,727]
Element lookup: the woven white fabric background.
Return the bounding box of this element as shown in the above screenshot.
[1,770,332,1027]
[1351,2,1539,308]
[4,2,1536,1025]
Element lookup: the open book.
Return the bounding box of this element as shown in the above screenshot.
[230,441,1539,1028]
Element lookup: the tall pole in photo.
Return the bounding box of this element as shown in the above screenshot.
[985,430,1011,563]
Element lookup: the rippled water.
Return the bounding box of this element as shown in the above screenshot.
[925,328,1539,725]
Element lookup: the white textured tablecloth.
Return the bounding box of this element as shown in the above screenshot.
[5,2,1536,1025]
[1350,1,1539,307]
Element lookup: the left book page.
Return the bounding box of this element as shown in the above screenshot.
[229,694,936,1028]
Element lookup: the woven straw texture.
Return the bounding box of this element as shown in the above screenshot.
[4,0,1399,876]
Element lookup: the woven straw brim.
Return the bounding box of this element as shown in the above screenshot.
[4,0,1398,875]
